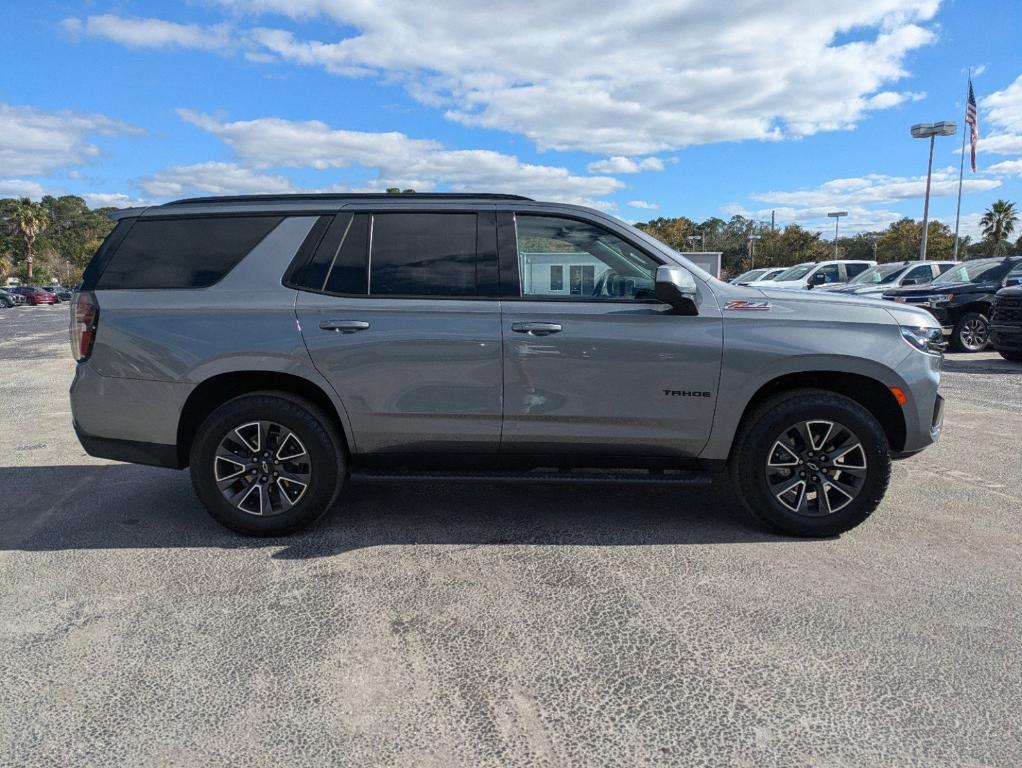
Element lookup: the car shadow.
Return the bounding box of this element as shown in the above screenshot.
[0,464,802,558]
[942,355,1022,375]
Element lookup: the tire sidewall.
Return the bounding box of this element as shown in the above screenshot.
[190,394,342,535]
[734,393,891,537]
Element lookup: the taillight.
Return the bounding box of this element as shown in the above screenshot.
[71,290,100,362]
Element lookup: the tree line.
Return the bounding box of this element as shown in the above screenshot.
[1,196,116,286]
[1,194,1018,286]
[636,199,1020,277]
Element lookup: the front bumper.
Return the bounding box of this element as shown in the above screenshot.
[893,346,944,454]
[991,324,1022,352]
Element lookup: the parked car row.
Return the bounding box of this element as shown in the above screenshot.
[729,256,1022,356]
[0,284,74,307]
[883,257,1022,354]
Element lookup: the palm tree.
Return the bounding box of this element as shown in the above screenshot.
[980,199,1018,255]
[6,198,50,280]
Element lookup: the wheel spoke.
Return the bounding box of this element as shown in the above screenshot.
[768,440,800,467]
[275,431,307,462]
[214,455,247,483]
[805,420,834,452]
[234,422,261,453]
[236,482,264,515]
[832,442,867,470]
[774,479,807,513]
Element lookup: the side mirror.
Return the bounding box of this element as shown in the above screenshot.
[655,266,699,315]
[1005,276,1022,288]
[901,277,923,286]
[808,272,828,288]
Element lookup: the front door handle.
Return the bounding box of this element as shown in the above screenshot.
[319,320,370,333]
[511,322,562,336]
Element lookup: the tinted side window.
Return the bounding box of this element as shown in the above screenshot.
[904,265,933,282]
[845,263,870,278]
[324,214,369,294]
[97,216,282,289]
[815,264,841,283]
[370,213,482,297]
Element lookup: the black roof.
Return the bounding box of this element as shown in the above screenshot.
[164,192,534,206]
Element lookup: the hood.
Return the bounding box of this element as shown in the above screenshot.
[997,285,1022,299]
[748,284,938,328]
[884,280,988,297]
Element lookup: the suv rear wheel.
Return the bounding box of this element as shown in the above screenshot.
[950,311,990,352]
[730,389,891,537]
[189,392,346,535]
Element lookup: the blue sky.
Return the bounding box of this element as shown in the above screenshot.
[1,0,1020,241]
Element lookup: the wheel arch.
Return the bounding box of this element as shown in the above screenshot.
[728,370,907,459]
[176,371,353,468]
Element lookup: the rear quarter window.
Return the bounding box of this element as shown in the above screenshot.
[95,216,283,289]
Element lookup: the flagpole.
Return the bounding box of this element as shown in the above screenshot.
[952,68,970,261]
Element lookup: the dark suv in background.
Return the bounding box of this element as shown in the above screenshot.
[883,257,1022,352]
[990,283,1022,362]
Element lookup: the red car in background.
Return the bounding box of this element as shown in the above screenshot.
[10,286,59,305]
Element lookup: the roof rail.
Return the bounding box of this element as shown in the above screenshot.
[164,192,535,206]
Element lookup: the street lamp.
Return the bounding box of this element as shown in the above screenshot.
[827,211,848,259]
[685,234,704,251]
[746,235,761,268]
[911,121,957,261]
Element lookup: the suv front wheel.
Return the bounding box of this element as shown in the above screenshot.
[730,389,891,537]
[950,311,990,352]
[189,392,346,535]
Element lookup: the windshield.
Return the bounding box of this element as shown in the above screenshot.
[849,263,905,285]
[734,269,765,282]
[774,263,814,281]
[932,259,1009,285]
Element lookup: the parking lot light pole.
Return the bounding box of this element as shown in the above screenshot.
[685,234,704,252]
[911,121,957,261]
[827,211,847,259]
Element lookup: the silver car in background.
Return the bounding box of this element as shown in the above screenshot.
[69,193,944,538]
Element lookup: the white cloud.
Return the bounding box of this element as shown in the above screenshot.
[177,111,623,205]
[627,200,658,210]
[985,73,1022,132]
[102,1,943,155]
[975,73,1022,161]
[986,159,1022,176]
[82,193,153,209]
[0,103,141,176]
[587,156,664,174]
[750,168,1000,208]
[62,15,232,51]
[0,179,46,198]
[138,162,300,197]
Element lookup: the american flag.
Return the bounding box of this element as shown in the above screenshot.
[966,80,979,172]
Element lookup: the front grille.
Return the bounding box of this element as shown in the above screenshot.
[992,298,1022,324]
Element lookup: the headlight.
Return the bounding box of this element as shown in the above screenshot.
[900,326,945,355]
[930,293,954,303]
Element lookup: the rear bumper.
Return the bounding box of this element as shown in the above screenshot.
[70,363,188,467]
[74,424,183,469]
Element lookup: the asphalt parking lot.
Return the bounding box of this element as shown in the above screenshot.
[2,305,1021,767]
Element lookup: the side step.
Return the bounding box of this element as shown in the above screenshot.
[350,469,713,487]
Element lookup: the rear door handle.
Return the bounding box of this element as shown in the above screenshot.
[319,320,370,333]
[511,322,562,336]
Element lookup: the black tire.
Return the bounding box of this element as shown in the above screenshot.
[189,392,346,536]
[999,350,1022,362]
[950,311,990,352]
[729,389,891,537]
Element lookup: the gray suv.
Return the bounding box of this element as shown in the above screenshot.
[70,193,945,537]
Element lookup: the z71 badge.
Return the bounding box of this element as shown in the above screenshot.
[725,299,771,311]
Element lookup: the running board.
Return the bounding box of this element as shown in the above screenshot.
[350,469,713,486]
